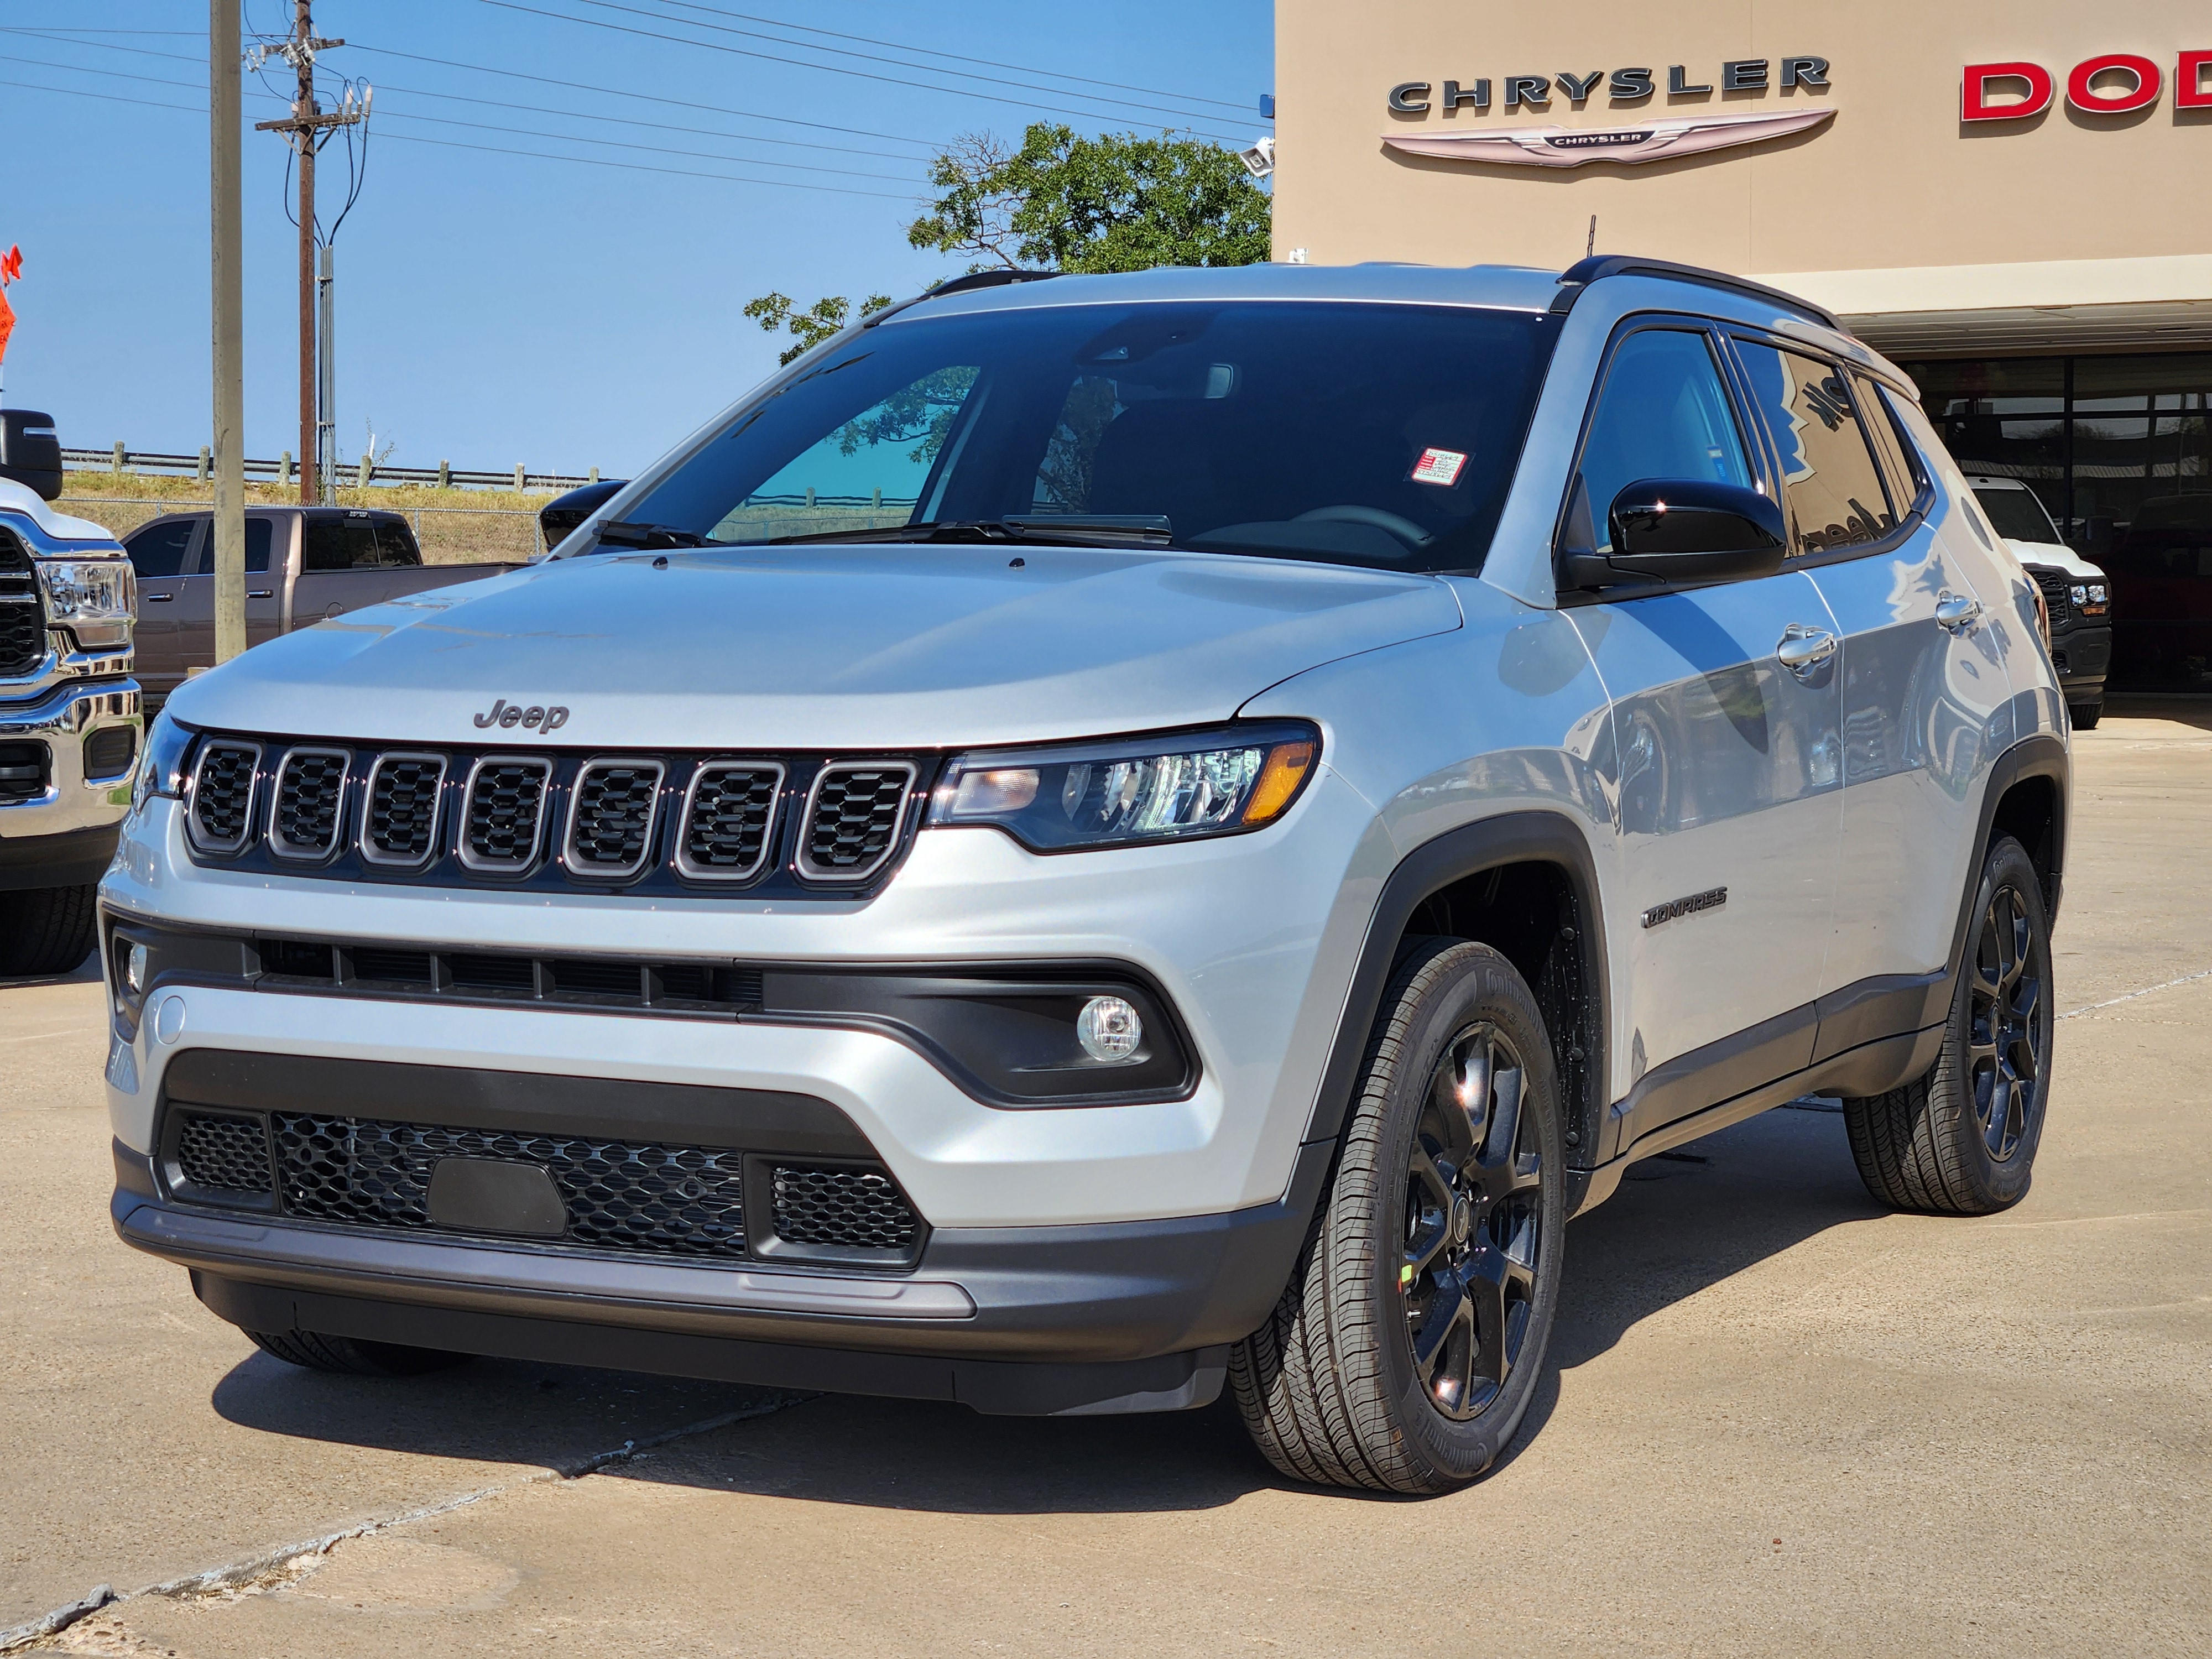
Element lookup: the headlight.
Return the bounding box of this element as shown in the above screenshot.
[2069,584,2087,607]
[36,557,135,649]
[132,710,192,814]
[2081,581,2109,615]
[931,722,1319,852]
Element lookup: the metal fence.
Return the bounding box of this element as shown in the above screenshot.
[60,497,546,565]
[61,446,599,494]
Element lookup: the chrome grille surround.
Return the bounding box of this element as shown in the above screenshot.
[0,530,44,680]
[459,754,554,873]
[797,760,917,883]
[563,758,666,881]
[267,746,351,862]
[675,759,785,883]
[361,752,448,867]
[185,739,262,855]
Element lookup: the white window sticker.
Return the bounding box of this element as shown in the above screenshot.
[1410,446,1468,487]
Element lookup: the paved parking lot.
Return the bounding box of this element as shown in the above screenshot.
[6,706,2208,1657]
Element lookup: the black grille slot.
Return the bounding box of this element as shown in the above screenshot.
[259,939,337,979]
[772,1164,919,1251]
[0,530,43,679]
[653,963,764,1008]
[176,1112,273,1194]
[549,959,646,1000]
[350,947,436,986]
[0,739,44,804]
[271,748,349,858]
[188,741,260,853]
[364,754,445,865]
[83,725,137,781]
[463,758,552,870]
[2031,568,2072,627]
[800,764,914,880]
[271,1114,749,1259]
[566,760,663,878]
[680,763,783,880]
[448,952,535,993]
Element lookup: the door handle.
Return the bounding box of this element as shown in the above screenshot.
[144,592,174,602]
[247,589,273,599]
[1776,623,1838,676]
[1935,592,1981,634]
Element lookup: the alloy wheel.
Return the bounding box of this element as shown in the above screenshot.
[1968,881,2046,1162]
[1401,1021,1544,1421]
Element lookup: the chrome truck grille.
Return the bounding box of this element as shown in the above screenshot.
[0,532,44,679]
[171,733,932,898]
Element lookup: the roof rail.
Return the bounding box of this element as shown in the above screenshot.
[862,268,1060,331]
[1547,255,1840,331]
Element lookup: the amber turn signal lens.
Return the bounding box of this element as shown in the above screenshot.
[1243,740,1316,825]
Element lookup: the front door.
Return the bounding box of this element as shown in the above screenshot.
[121,516,201,703]
[1563,325,1844,1155]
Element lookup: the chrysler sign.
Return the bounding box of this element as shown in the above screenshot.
[1385,58,1833,168]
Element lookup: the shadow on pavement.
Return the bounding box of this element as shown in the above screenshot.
[208,1103,1885,1510]
[2102,695,2212,732]
[0,953,104,990]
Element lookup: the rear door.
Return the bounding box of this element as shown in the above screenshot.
[294,510,390,624]
[171,515,280,669]
[121,516,201,700]
[1732,341,2017,1059]
[1562,323,1844,1155]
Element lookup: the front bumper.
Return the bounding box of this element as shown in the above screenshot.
[2048,622,2110,703]
[112,1135,1328,1413]
[0,672,139,887]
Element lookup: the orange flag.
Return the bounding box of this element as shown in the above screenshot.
[0,285,13,368]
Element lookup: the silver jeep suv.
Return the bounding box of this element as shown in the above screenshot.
[103,258,2065,1493]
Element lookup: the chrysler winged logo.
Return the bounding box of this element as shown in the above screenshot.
[1384,106,1833,169]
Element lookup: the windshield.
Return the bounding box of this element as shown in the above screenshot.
[1973,484,2063,545]
[623,300,1560,571]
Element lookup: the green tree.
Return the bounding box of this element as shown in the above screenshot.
[907,124,1270,273]
[743,289,894,366]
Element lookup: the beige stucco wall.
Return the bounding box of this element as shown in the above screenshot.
[1274,0,2212,316]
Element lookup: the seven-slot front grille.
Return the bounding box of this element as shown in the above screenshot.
[462,757,553,871]
[187,740,262,853]
[799,763,916,881]
[678,762,784,881]
[269,748,349,859]
[565,759,664,878]
[0,532,43,679]
[271,1114,753,1260]
[177,736,932,894]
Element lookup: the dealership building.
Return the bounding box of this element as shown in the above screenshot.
[1272,2,2212,687]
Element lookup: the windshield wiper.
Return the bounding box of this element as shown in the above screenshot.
[758,515,1174,548]
[594,520,710,550]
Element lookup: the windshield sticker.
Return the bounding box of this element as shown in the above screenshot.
[1410,447,1468,487]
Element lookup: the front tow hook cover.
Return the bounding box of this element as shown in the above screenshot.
[426,1157,570,1237]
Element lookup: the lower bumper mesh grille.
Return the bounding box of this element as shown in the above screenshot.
[773,1164,920,1251]
[176,1112,274,1194]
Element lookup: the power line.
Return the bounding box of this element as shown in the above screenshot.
[565,0,1259,126]
[472,0,1252,143]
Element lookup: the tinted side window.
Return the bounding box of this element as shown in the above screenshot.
[1854,375,1927,513]
[1736,343,1896,555]
[301,517,378,572]
[373,518,422,567]
[125,518,199,577]
[243,517,274,574]
[1573,329,1754,554]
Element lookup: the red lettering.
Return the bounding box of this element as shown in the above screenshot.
[2066,53,2162,113]
[1962,61,2053,121]
[2179,50,2212,109]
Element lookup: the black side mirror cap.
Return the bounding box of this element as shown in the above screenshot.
[0,409,63,502]
[1561,478,1788,589]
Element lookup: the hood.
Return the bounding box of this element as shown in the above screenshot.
[0,478,121,545]
[2002,538,2106,581]
[168,542,1461,748]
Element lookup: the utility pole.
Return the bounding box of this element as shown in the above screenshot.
[253,0,359,507]
[210,1,246,664]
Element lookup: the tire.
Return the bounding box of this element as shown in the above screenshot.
[1230,938,1566,1494]
[0,883,100,978]
[244,1329,472,1377]
[1841,835,2054,1216]
[2069,701,2102,731]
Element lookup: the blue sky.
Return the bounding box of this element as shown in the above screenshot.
[0,0,1274,477]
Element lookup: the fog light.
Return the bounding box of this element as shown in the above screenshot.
[1076,994,1142,1063]
[126,942,147,995]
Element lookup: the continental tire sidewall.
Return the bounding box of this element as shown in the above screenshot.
[1366,944,1566,1486]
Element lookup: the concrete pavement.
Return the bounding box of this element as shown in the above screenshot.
[5,706,2208,1656]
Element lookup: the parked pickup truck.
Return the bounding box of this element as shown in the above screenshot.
[121,506,519,707]
[1,411,139,977]
[1966,475,2111,729]
[105,259,2067,1493]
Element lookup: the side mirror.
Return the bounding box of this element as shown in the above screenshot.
[0,410,63,502]
[1562,478,1787,588]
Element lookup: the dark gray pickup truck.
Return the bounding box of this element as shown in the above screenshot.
[122,506,518,707]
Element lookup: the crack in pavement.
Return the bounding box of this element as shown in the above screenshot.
[0,1394,806,1653]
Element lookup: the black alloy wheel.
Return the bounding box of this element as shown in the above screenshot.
[1843,834,2055,1215]
[1402,1021,1543,1422]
